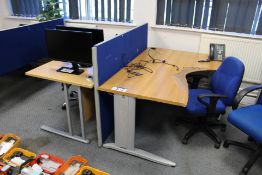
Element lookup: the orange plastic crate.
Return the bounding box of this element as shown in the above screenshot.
[30,152,64,175]
[0,133,20,159]
[3,148,36,167]
[76,166,110,175]
[55,155,87,175]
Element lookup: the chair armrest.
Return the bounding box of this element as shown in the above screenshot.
[187,74,209,79]
[187,74,209,89]
[198,94,227,114]
[233,85,262,110]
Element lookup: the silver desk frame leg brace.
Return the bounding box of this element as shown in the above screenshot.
[103,95,176,167]
[41,84,90,143]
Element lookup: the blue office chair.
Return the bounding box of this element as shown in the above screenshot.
[223,85,262,175]
[183,57,245,148]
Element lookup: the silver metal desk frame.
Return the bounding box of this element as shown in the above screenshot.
[41,84,90,143]
[103,94,176,167]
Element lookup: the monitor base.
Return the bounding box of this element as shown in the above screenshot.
[56,66,84,75]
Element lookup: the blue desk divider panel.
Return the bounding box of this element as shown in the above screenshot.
[95,24,148,144]
[0,18,64,75]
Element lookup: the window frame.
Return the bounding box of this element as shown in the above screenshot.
[152,24,262,40]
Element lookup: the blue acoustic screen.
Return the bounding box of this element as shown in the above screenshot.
[0,18,64,75]
[95,24,148,142]
[96,23,148,85]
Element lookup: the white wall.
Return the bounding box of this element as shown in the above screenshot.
[0,0,5,29]
[0,0,202,52]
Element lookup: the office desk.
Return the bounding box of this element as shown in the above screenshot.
[26,61,94,143]
[98,48,221,166]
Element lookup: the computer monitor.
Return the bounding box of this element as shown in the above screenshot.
[55,25,104,46]
[45,29,93,75]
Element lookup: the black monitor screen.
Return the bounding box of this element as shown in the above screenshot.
[56,25,104,45]
[45,29,93,66]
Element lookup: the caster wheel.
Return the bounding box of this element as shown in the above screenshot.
[248,136,254,142]
[214,143,221,149]
[62,104,66,110]
[223,142,229,148]
[70,93,74,97]
[182,138,188,145]
[239,170,247,175]
[221,126,226,132]
[7,169,12,175]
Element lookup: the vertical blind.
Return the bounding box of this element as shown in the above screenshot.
[69,0,79,19]
[10,0,42,17]
[67,0,133,22]
[157,0,207,27]
[9,0,133,23]
[156,0,262,35]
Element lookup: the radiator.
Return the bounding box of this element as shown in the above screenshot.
[199,34,262,84]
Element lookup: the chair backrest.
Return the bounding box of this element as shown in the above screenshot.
[257,91,262,105]
[211,57,245,106]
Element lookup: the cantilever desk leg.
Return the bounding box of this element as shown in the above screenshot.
[64,83,73,135]
[103,95,176,167]
[41,84,90,143]
[78,87,86,140]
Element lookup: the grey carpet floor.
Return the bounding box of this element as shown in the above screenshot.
[0,69,261,175]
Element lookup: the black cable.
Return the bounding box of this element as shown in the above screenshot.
[125,62,153,78]
[147,48,180,71]
[125,48,180,78]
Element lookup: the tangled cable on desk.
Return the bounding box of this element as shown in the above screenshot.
[147,48,180,71]
[125,62,153,78]
[125,48,179,78]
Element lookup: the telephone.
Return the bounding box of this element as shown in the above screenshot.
[209,43,225,61]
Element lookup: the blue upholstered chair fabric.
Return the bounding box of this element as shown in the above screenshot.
[211,57,246,106]
[186,57,245,116]
[182,57,244,148]
[228,104,262,144]
[224,85,262,175]
[187,89,226,115]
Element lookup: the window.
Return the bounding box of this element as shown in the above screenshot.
[65,0,134,23]
[9,0,134,23]
[156,0,262,36]
[9,0,42,17]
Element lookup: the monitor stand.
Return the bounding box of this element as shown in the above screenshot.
[56,63,84,75]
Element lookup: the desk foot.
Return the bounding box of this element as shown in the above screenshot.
[103,143,176,167]
[41,125,90,144]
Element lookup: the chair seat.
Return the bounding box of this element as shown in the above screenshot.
[228,104,262,144]
[186,89,226,116]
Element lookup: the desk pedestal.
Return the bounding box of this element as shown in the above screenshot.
[103,95,176,167]
[41,84,90,143]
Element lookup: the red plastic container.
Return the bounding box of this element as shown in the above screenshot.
[29,153,64,175]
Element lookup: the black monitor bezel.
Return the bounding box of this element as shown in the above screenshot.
[45,29,93,66]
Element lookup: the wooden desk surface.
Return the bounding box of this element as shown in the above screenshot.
[26,61,94,89]
[98,48,221,107]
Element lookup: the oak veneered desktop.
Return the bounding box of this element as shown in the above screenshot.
[99,48,221,106]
